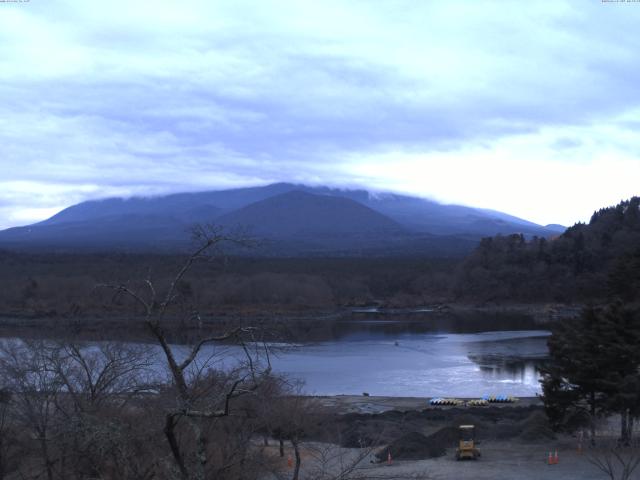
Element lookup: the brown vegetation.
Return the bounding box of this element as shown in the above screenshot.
[0,252,457,320]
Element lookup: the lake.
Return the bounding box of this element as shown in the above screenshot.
[173,315,551,397]
[0,312,551,398]
[260,329,546,397]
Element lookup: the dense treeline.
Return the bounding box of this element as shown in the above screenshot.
[539,229,640,446]
[1,197,638,320]
[455,197,640,303]
[0,253,456,317]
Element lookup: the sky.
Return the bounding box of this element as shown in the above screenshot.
[1,0,639,229]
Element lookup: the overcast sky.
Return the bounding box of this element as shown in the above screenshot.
[1,0,639,229]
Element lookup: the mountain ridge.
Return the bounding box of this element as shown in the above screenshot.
[0,183,564,256]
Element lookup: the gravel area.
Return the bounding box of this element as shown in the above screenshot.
[362,440,609,479]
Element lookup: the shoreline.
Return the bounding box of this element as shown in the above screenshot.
[313,394,543,414]
[0,301,582,326]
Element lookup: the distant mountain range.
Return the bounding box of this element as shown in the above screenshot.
[0,183,564,256]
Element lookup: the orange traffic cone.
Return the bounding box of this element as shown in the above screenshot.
[554,450,559,464]
[287,456,293,468]
[387,451,392,466]
[548,451,554,465]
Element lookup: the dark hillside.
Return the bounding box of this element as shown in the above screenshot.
[0,183,558,255]
[217,190,403,237]
[454,197,640,303]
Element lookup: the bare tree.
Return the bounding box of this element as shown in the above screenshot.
[0,338,160,480]
[47,341,154,412]
[0,340,64,480]
[99,225,272,480]
[46,341,157,479]
[266,387,313,480]
[587,444,640,480]
[586,418,640,480]
[0,388,21,480]
[258,379,431,480]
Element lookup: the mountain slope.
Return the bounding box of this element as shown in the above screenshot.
[0,183,560,255]
[217,190,403,237]
[0,214,192,250]
[255,184,560,237]
[212,190,417,254]
[31,182,558,237]
[38,183,294,226]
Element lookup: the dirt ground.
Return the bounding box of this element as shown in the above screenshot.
[348,441,613,480]
[266,438,621,480]
[261,396,636,479]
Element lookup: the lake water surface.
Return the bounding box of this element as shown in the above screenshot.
[2,313,551,398]
[260,328,548,397]
[181,316,550,397]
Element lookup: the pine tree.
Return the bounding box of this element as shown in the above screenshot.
[598,303,640,445]
[541,304,640,443]
[608,248,640,304]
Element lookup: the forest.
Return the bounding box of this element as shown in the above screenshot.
[0,198,638,479]
[1,197,638,323]
[455,197,640,303]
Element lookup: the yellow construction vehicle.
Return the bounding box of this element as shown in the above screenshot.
[455,425,480,460]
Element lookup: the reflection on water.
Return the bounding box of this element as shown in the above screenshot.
[476,361,541,388]
[0,312,551,397]
[310,311,542,343]
[464,333,549,392]
[224,326,551,397]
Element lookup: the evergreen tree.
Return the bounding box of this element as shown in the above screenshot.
[598,303,640,445]
[541,308,611,441]
[608,248,640,304]
[456,197,640,303]
[541,304,640,443]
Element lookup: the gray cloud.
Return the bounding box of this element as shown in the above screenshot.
[0,0,639,228]
[552,137,583,150]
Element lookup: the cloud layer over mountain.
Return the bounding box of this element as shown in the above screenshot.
[1,0,639,228]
